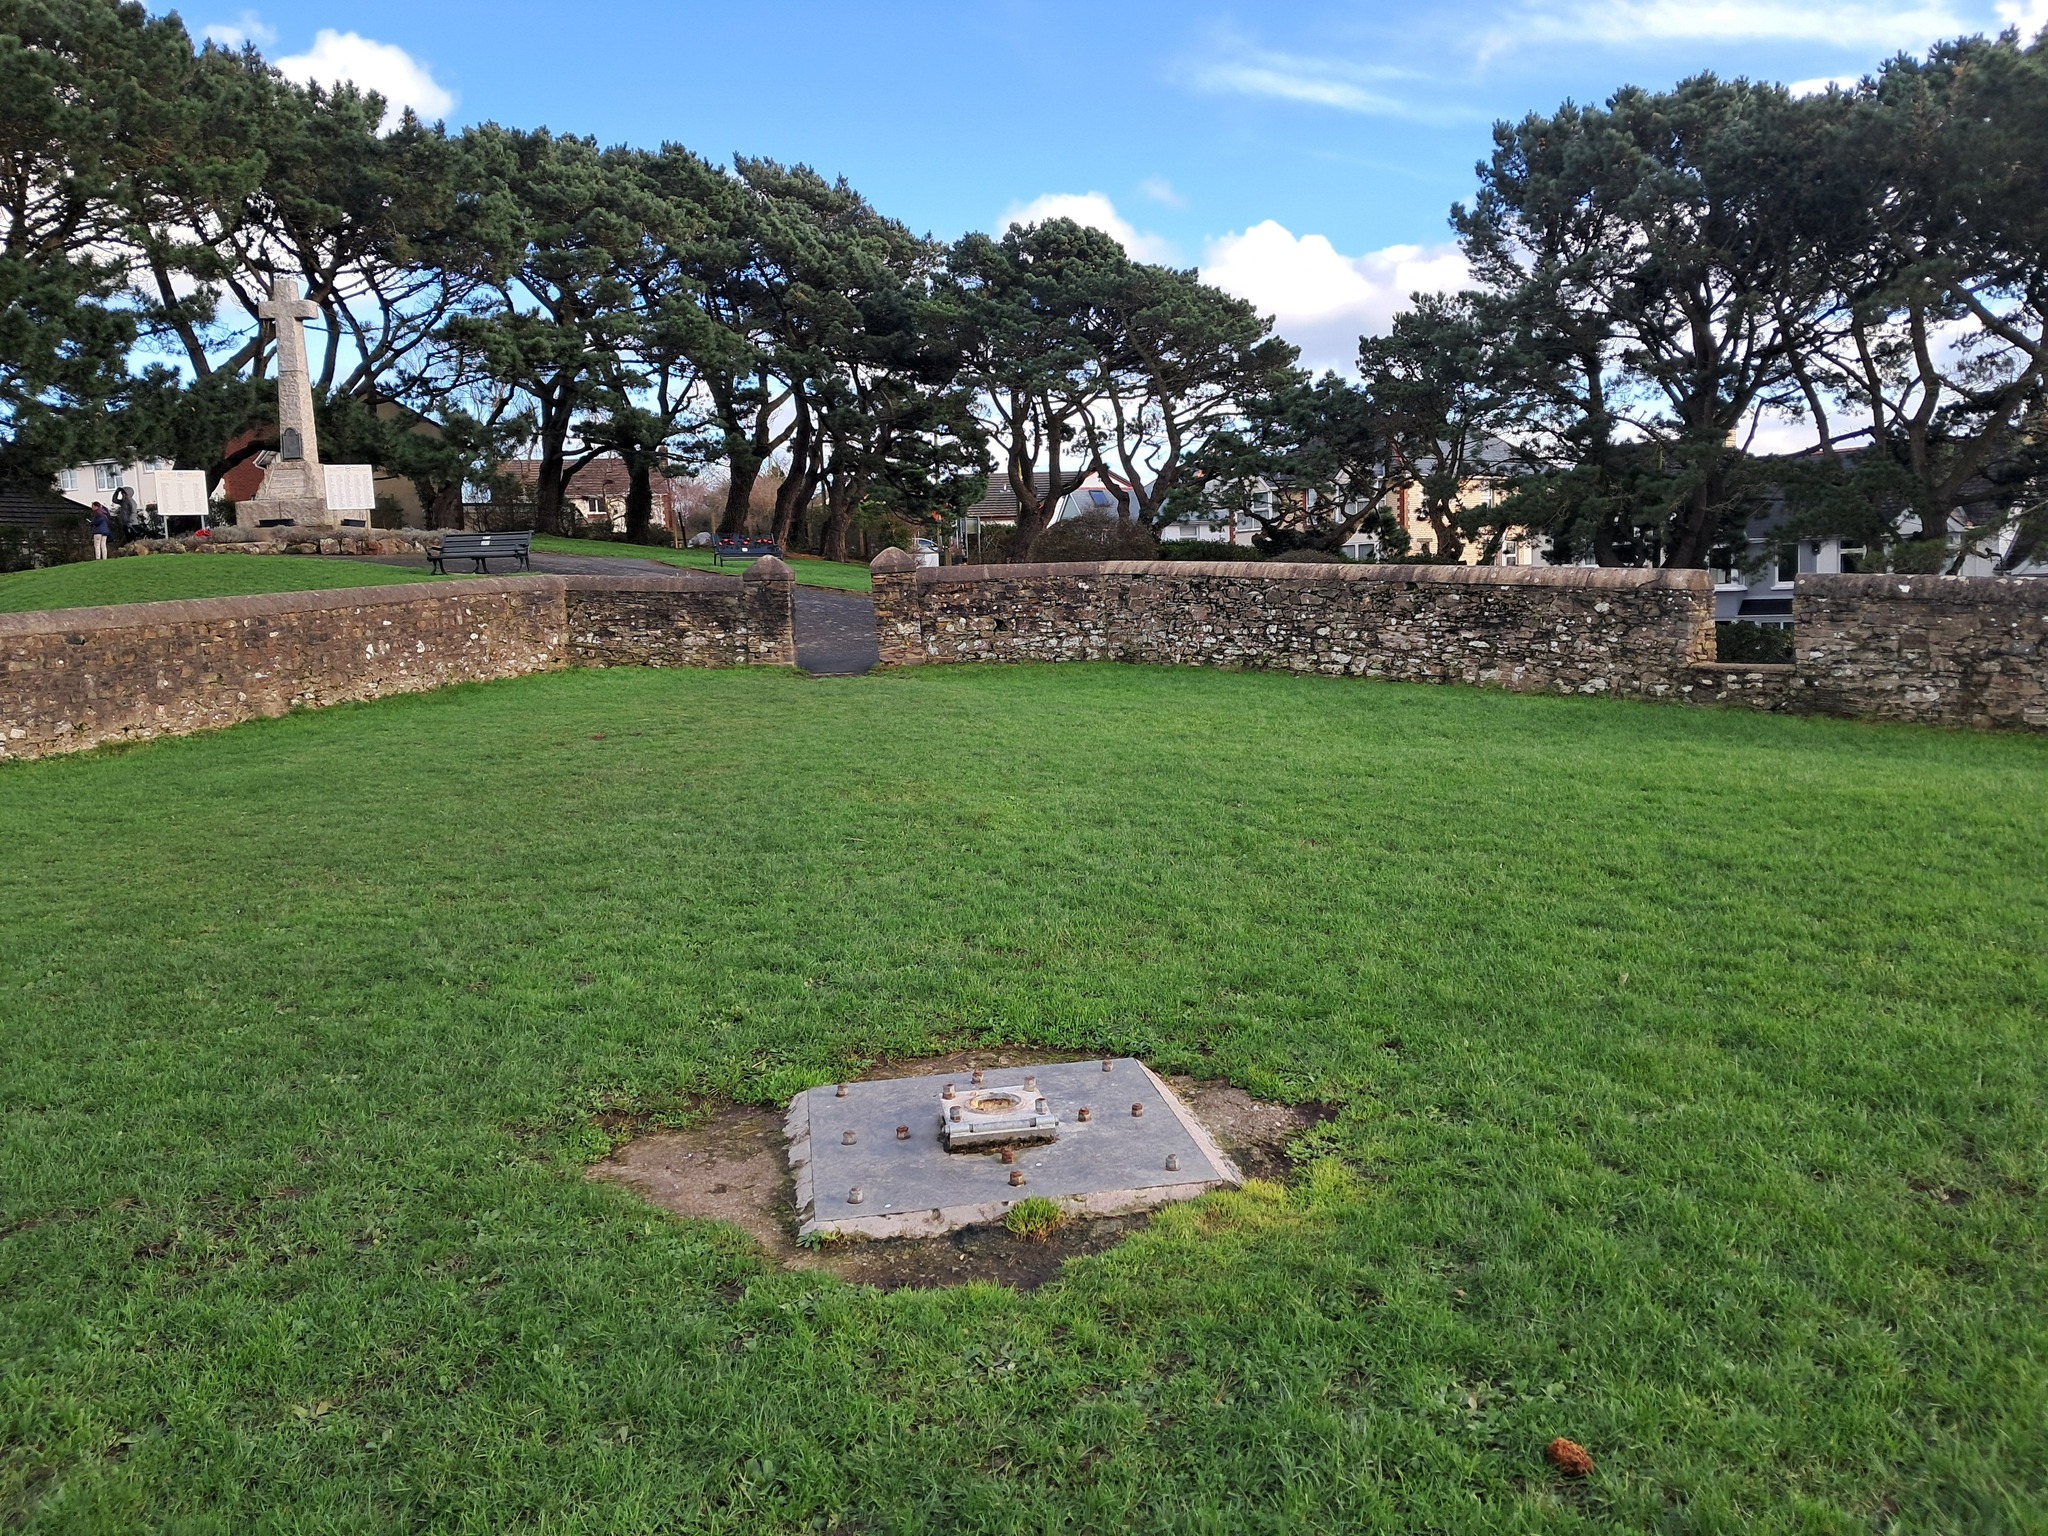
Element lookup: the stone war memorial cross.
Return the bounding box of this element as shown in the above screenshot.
[238,277,336,529]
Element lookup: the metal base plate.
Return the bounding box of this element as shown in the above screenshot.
[788,1058,1240,1240]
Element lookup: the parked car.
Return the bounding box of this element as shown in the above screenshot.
[913,537,941,568]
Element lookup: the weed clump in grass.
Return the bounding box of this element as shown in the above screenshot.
[1002,1196,1067,1240]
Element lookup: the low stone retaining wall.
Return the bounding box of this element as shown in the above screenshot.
[121,527,441,558]
[871,551,1715,698]
[562,571,794,668]
[1681,662,1799,711]
[869,553,2048,731]
[1793,573,2048,730]
[0,562,793,761]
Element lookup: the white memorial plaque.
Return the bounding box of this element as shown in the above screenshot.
[324,464,377,512]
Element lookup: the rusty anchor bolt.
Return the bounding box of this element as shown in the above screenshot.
[941,1082,956,1100]
[895,1125,910,1140]
[1102,1057,1114,1072]
[841,1130,857,1145]
[1165,1154,1181,1172]
[847,1186,865,1205]
[835,1083,848,1098]
[1023,1075,1038,1091]
[1077,1107,1092,1123]
[1000,1148,1017,1165]
[1035,1097,1050,1114]
[948,1105,963,1122]
[1008,1170,1026,1187]
[1131,1103,1145,1118]
[971,1069,986,1085]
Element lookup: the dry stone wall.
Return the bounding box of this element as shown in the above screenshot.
[871,554,2048,731]
[563,567,793,669]
[1792,572,2048,730]
[0,563,794,761]
[872,552,1716,698]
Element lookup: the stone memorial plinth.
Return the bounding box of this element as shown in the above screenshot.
[237,277,336,530]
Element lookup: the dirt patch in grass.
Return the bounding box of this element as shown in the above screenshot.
[589,1048,1329,1291]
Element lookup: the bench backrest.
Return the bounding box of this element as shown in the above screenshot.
[718,539,781,556]
[441,531,532,555]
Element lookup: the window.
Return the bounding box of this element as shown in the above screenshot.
[1840,543,1866,574]
[94,463,122,491]
[58,468,79,490]
[1775,544,1797,585]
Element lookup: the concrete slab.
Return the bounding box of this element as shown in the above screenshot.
[788,1058,1241,1239]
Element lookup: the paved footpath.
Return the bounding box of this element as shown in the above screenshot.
[792,586,880,676]
[350,553,880,676]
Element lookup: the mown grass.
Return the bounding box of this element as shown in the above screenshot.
[1,664,2043,1533]
[531,534,874,591]
[0,554,444,614]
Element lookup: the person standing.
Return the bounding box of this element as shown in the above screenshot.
[89,501,111,560]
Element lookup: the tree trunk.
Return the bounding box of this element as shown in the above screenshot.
[771,399,815,549]
[1666,454,1727,569]
[533,398,573,536]
[625,459,653,543]
[419,481,463,529]
[717,461,758,538]
[822,479,861,562]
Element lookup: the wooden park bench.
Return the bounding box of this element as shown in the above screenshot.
[714,537,782,566]
[429,530,533,574]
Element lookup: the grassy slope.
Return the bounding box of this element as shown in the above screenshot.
[0,555,442,614]
[530,534,873,591]
[1,666,2043,1533]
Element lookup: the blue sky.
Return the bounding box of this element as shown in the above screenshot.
[188,0,2045,370]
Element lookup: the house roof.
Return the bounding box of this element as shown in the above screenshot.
[0,482,85,529]
[962,470,1130,524]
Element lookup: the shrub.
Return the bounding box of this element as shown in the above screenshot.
[0,515,89,573]
[1025,512,1158,563]
[1156,539,1266,562]
[1716,622,1794,664]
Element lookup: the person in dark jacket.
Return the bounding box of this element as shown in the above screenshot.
[90,502,111,560]
[112,484,139,537]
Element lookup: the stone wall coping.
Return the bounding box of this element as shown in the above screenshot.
[0,575,562,640]
[911,559,1712,593]
[0,567,759,642]
[556,570,742,595]
[1691,662,1796,675]
[1797,572,2048,608]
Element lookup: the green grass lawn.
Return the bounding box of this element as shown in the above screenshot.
[2,666,2043,1532]
[531,533,874,591]
[0,555,443,614]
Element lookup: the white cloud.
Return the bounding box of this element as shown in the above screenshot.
[274,29,455,127]
[1788,74,1865,96]
[1996,0,2048,35]
[1200,221,1472,374]
[1182,39,1453,123]
[203,10,277,48]
[1139,176,1186,209]
[1506,0,1970,50]
[999,192,1179,265]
